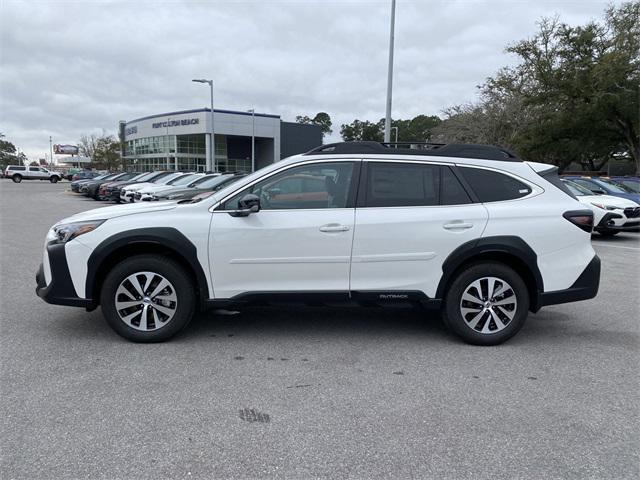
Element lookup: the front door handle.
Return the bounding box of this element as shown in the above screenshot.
[443,222,474,230]
[319,223,351,233]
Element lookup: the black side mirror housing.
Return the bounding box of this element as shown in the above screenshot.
[229,193,260,217]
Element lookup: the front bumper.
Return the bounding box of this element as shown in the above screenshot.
[537,255,600,309]
[595,212,640,231]
[36,243,94,308]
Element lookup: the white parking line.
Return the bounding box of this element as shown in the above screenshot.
[592,242,640,251]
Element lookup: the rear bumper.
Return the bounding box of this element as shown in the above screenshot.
[36,243,94,309]
[537,255,600,308]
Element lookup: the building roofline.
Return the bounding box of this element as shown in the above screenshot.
[126,108,280,125]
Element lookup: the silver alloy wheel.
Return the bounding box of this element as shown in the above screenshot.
[114,271,178,331]
[459,276,517,335]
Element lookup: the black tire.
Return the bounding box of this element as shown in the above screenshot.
[50,176,58,183]
[442,262,529,346]
[12,174,22,183]
[598,230,620,237]
[100,254,196,342]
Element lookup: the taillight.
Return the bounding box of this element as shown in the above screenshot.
[563,210,594,233]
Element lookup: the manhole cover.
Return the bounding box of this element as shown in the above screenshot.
[239,408,270,423]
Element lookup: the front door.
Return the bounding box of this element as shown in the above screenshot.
[209,160,359,299]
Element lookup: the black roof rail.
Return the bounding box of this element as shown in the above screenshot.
[304,141,521,162]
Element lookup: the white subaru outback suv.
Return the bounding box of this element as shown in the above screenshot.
[36,141,600,345]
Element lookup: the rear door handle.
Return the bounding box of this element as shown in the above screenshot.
[443,222,474,230]
[319,223,351,233]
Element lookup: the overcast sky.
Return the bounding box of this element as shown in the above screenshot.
[1,0,616,160]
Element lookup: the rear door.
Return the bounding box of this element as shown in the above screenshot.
[28,167,43,179]
[349,160,488,299]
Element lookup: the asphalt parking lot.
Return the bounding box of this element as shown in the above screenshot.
[1,180,638,479]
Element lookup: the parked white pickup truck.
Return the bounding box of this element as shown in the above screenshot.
[4,165,64,183]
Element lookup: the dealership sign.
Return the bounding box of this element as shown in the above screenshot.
[125,126,137,135]
[54,144,79,155]
[152,118,199,128]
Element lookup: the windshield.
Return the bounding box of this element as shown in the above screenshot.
[618,179,640,193]
[190,174,220,187]
[157,172,182,184]
[599,178,635,193]
[133,172,157,182]
[563,180,593,196]
[592,178,627,193]
[170,174,200,186]
[111,173,132,181]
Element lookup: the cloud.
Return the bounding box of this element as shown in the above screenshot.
[0,0,613,159]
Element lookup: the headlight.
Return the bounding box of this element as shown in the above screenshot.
[49,220,105,244]
[590,203,618,211]
[167,194,184,200]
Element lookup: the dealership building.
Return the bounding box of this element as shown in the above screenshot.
[119,108,322,173]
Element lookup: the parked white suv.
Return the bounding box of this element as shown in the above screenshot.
[36,142,600,345]
[562,179,640,236]
[5,165,63,183]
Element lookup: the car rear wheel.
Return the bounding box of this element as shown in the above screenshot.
[12,174,22,183]
[100,255,196,342]
[443,262,529,346]
[50,176,58,183]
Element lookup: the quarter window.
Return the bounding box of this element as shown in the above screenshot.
[223,162,354,210]
[459,167,531,202]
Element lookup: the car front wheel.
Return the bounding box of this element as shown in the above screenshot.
[443,262,529,346]
[50,176,58,183]
[100,255,196,342]
[12,174,22,183]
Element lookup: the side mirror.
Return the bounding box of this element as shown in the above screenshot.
[229,193,260,217]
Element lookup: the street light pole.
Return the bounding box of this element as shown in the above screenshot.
[49,136,53,166]
[166,117,171,171]
[384,0,396,143]
[391,126,399,145]
[247,108,255,172]
[192,79,215,172]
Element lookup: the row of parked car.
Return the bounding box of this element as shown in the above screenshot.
[560,175,640,236]
[70,170,246,204]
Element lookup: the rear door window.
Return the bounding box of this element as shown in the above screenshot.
[365,162,440,207]
[361,162,471,207]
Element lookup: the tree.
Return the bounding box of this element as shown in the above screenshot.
[340,119,385,141]
[391,115,442,142]
[0,133,18,170]
[78,131,122,170]
[340,115,442,143]
[432,2,640,173]
[92,135,122,170]
[296,112,333,138]
[78,133,99,159]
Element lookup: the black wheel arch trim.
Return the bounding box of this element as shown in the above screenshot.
[85,227,209,308]
[436,235,545,311]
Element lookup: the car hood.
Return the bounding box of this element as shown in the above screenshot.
[106,180,138,188]
[156,187,196,198]
[139,184,176,194]
[605,192,640,204]
[56,202,178,225]
[576,194,639,209]
[123,182,154,192]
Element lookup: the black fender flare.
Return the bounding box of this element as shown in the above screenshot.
[86,227,209,306]
[436,236,544,310]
